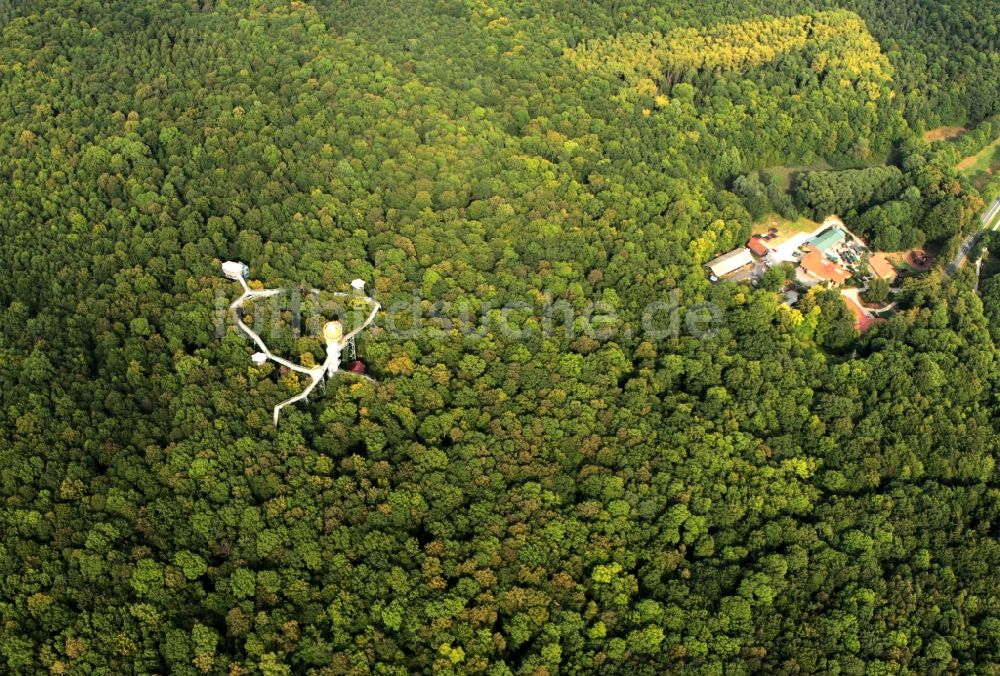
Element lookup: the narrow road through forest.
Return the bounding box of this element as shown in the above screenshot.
[946,196,1000,274]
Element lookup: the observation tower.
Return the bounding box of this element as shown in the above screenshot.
[221,261,380,425]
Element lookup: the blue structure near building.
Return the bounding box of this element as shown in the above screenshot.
[807,227,846,252]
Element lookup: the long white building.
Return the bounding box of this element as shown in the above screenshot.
[706,248,753,278]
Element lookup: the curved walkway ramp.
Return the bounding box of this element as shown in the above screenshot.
[223,263,379,426]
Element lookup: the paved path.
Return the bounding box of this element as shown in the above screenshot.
[841,287,895,314]
[770,231,815,263]
[840,288,882,315]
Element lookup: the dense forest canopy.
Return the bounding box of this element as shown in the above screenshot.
[568,10,893,88]
[1,0,999,673]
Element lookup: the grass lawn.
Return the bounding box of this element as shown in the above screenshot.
[752,214,821,237]
[885,247,934,273]
[924,126,966,143]
[957,137,1000,191]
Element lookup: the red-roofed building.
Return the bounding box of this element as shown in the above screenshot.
[747,236,771,257]
[868,253,897,281]
[799,246,851,285]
